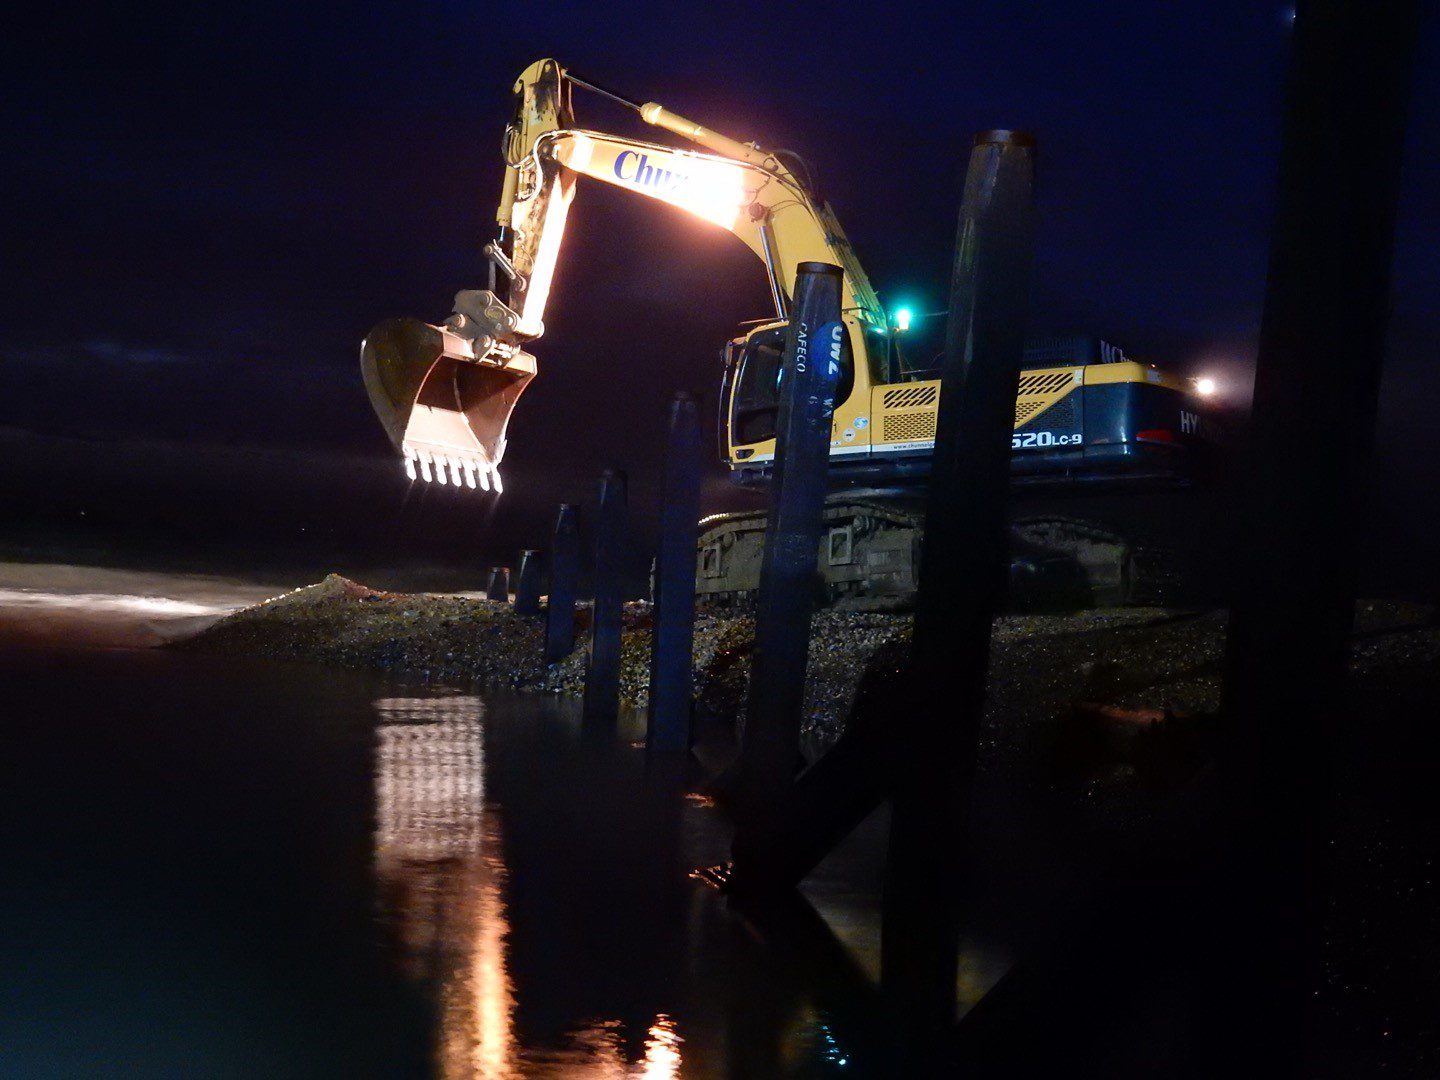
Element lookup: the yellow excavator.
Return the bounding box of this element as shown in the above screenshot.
[362,59,1213,606]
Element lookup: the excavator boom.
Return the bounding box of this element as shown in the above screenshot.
[360,58,881,490]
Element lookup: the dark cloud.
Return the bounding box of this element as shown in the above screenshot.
[83,340,192,366]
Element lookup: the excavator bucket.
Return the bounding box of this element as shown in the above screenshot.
[360,317,535,491]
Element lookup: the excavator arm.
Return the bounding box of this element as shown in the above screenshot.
[360,58,882,490]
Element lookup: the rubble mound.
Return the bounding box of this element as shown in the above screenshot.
[178,574,549,690]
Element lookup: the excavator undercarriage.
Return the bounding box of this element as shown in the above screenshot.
[694,483,1205,615]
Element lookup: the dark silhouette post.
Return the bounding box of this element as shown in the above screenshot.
[730,261,844,891]
[485,566,509,602]
[647,392,703,753]
[544,504,580,663]
[1221,1,1420,1068]
[514,549,543,615]
[583,470,627,726]
[882,131,1036,1035]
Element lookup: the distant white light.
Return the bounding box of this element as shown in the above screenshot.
[0,589,229,616]
[1194,376,1218,397]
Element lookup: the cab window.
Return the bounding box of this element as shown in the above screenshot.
[729,325,854,446]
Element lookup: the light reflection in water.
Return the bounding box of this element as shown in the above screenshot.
[372,695,684,1078]
[373,695,516,1079]
[520,1016,682,1079]
[0,587,228,616]
[639,1015,682,1078]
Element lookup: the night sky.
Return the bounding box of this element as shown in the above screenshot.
[4,2,1437,587]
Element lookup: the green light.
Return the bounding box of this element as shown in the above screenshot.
[893,306,913,332]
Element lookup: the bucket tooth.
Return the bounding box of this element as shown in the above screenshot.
[404,454,417,481]
[419,453,434,483]
[491,466,504,495]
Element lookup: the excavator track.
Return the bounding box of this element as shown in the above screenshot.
[1008,515,1184,609]
[694,494,1200,613]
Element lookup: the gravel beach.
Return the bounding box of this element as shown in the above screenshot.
[177,573,1438,758]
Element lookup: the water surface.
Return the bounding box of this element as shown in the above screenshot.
[0,639,876,1077]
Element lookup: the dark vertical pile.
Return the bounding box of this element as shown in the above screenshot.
[884,130,1037,1036]
[544,504,580,664]
[583,470,627,726]
[1220,1,1421,1070]
[647,393,702,753]
[730,262,845,888]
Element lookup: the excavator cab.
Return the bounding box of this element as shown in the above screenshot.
[722,320,861,464]
[360,314,535,490]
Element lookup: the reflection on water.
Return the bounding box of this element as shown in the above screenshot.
[0,640,878,1076]
[372,694,684,1079]
[0,587,225,616]
[0,563,282,646]
[516,1017,684,1079]
[640,1016,683,1077]
[374,696,516,1078]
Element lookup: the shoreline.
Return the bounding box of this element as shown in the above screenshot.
[174,573,1439,758]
